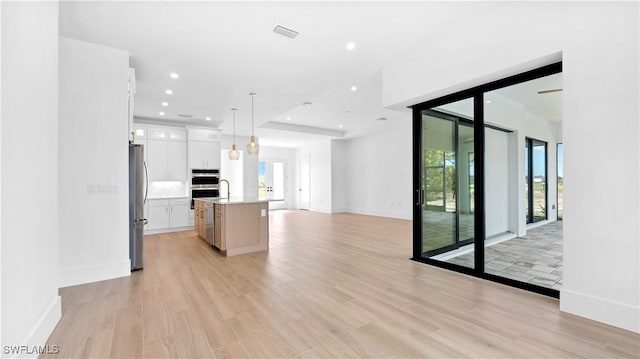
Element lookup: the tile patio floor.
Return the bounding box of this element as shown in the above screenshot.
[446,221,563,290]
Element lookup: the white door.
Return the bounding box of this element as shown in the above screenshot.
[259,159,287,210]
[299,156,310,210]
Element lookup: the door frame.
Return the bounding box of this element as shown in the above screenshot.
[259,158,288,210]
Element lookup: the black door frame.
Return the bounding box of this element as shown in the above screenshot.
[525,137,549,224]
[411,62,562,298]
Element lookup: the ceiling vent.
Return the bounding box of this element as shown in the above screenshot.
[273,25,299,39]
[178,114,193,118]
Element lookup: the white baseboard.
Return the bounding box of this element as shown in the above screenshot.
[144,226,194,235]
[59,259,131,288]
[346,207,412,220]
[560,288,640,333]
[9,296,62,359]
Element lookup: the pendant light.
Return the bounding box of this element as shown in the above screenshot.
[246,92,259,155]
[228,108,240,160]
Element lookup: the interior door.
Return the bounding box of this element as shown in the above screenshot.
[259,159,287,210]
[299,156,310,210]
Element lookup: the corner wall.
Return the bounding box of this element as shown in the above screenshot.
[382,2,639,332]
[1,1,62,353]
[343,123,413,220]
[58,37,130,287]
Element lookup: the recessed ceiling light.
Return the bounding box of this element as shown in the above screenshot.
[170,72,179,79]
[339,124,344,128]
[159,111,165,116]
[161,102,168,106]
[165,89,173,95]
[346,42,356,51]
[486,100,492,104]
[350,86,357,92]
[286,116,291,120]
[205,117,211,121]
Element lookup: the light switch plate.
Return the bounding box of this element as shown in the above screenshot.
[87,184,96,195]
[261,209,266,217]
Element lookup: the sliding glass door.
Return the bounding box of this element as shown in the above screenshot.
[412,61,562,298]
[418,99,475,268]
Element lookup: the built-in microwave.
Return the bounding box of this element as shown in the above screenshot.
[191,169,220,209]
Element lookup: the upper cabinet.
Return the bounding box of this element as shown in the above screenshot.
[146,126,187,181]
[188,128,222,170]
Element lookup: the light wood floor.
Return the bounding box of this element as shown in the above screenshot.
[43,210,639,358]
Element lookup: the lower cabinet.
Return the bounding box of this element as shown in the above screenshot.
[147,198,190,231]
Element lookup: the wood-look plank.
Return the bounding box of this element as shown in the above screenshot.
[42,210,639,358]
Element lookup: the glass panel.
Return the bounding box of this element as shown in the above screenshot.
[557,143,563,220]
[421,114,456,254]
[458,125,474,243]
[272,161,285,202]
[258,161,266,199]
[525,141,529,221]
[420,97,474,269]
[532,141,547,222]
[482,72,561,290]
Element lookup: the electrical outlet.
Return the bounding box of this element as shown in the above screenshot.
[87,184,96,195]
[261,209,266,217]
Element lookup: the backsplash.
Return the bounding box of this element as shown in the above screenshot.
[148,181,188,198]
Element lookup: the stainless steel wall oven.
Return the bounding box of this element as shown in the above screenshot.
[191,169,219,208]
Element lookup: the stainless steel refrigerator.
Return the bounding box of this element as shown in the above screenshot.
[129,143,148,271]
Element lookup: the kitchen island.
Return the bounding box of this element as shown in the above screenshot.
[194,198,269,257]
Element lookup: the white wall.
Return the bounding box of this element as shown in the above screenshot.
[295,141,332,213]
[343,123,413,220]
[58,37,130,287]
[382,2,639,332]
[485,129,510,237]
[260,146,296,209]
[1,1,61,353]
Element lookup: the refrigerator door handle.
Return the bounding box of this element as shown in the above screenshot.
[143,161,149,204]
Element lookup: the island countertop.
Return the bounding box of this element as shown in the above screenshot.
[194,197,276,205]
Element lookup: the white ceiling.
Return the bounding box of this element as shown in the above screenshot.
[59,1,497,147]
[60,2,561,147]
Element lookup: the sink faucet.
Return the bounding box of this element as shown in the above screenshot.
[219,179,230,200]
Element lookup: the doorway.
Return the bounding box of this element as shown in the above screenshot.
[412,61,563,298]
[258,159,287,210]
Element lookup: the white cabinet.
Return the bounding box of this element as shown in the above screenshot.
[188,140,220,169]
[146,127,187,181]
[187,128,221,170]
[146,198,190,231]
[147,199,170,230]
[169,198,190,228]
[167,140,187,179]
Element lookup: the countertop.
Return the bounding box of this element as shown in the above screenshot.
[147,195,190,200]
[194,197,273,205]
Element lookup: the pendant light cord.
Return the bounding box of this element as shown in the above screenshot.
[232,108,236,144]
[250,92,256,136]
